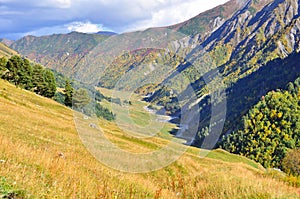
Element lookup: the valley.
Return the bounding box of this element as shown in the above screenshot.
[0,0,300,198]
[0,79,299,198]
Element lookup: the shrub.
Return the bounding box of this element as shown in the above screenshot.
[282,148,300,176]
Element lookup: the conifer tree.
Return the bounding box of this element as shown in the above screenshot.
[64,79,73,107]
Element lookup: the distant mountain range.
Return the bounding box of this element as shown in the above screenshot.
[96,31,118,36]
[5,0,300,146]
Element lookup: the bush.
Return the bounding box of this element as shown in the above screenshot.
[282,148,300,176]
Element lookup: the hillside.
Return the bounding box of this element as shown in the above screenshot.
[0,42,18,57]
[168,0,272,37]
[10,32,110,77]
[1,79,299,198]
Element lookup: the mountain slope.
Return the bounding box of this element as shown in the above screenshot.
[145,0,300,144]
[10,32,110,77]
[7,0,267,81]
[0,79,299,198]
[0,42,18,57]
[168,0,272,38]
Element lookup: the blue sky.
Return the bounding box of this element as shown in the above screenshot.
[0,0,229,40]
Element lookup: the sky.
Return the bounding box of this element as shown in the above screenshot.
[0,0,230,40]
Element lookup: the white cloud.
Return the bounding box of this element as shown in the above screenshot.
[67,21,103,33]
[124,0,230,32]
[42,0,72,8]
[0,0,233,39]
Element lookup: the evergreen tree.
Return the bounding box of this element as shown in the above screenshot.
[3,56,21,84]
[18,58,33,89]
[73,88,91,111]
[64,79,73,107]
[42,69,56,98]
[0,57,7,77]
[32,64,56,98]
[0,55,56,98]
[32,64,45,94]
[95,103,115,121]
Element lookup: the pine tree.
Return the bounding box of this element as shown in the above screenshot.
[32,64,56,98]
[73,88,91,111]
[64,79,73,107]
[0,57,7,77]
[42,69,56,98]
[32,64,45,94]
[19,58,33,89]
[4,56,21,84]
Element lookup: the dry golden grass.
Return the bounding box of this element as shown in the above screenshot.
[0,43,18,57]
[0,79,300,198]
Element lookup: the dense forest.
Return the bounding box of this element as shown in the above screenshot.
[220,77,300,174]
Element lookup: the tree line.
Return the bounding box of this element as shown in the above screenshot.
[0,55,115,121]
[63,79,116,121]
[0,55,56,98]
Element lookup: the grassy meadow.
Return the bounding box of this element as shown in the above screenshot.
[0,79,300,198]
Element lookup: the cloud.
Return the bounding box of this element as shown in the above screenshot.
[39,0,72,8]
[67,21,103,33]
[0,0,230,39]
[124,0,231,32]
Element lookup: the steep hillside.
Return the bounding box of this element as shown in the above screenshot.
[10,32,110,77]
[0,38,14,46]
[0,42,18,57]
[145,0,300,144]
[0,79,299,198]
[168,0,272,37]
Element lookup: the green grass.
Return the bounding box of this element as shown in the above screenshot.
[0,176,25,199]
[206,149,263,169]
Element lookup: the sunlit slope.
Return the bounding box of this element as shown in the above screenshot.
[0,42,18,57]
[0,79,299,198]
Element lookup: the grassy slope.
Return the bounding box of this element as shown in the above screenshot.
[0,43,18,57]
[0,79,299,198]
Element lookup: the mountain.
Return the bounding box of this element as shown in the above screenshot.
[5,0,246,79]
[94,0,300,145]
[10,31,110,77]
[168,0,272,38]
[1,0,300,197]
[7,0,300,146]
[1,78,299,198]
[96,31,118,36]
[141,0,300,144]
[0,38,14,46]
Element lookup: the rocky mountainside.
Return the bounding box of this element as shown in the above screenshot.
[168,0,272,38]
[152,0,300,144]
